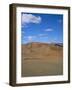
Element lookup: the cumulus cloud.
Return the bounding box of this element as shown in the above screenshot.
[21,14,41,25]
[45,28,53,32]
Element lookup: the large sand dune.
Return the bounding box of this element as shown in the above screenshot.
[21,42,63,77]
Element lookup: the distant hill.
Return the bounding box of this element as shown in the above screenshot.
[54,43,63,47]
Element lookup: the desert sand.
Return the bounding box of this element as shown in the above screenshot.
[21,42,63,77]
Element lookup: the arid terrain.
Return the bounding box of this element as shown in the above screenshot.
[21,42,63,77]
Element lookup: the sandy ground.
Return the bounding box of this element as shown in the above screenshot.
[21,42,63,77]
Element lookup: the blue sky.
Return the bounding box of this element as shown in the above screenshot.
[21,12,63,44]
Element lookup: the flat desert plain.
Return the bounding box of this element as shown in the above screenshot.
[21,42,63,77]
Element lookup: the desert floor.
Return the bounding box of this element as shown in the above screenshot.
[21,42,63,77]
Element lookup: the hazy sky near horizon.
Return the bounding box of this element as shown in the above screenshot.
[21,12,63,44]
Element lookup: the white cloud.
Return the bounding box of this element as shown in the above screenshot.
[23,34,48,41]
[23,35,36,39]
[38,34,44,36]
[45,28,53,32]
[38,34,48,37]
[22,14,41,25]
[28,36,33,41]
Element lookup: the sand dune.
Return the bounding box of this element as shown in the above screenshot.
[21,42,63,77]
[22,42,63,59]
